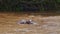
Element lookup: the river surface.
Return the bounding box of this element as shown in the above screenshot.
[0,12,60,34]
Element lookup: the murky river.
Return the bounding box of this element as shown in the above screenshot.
[0,12,60,34]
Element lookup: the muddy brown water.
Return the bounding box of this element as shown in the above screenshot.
[0,12,60,34]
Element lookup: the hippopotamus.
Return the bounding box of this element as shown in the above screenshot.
[17,19,37,24]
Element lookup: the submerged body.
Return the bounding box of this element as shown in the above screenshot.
[18,19,37,24]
